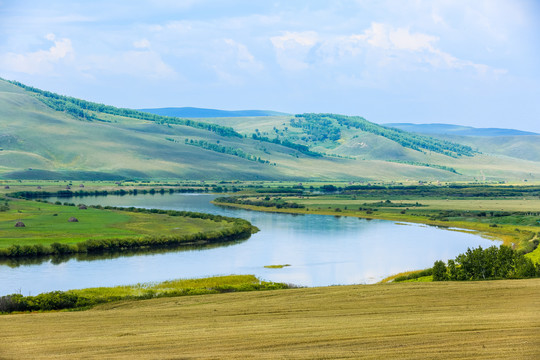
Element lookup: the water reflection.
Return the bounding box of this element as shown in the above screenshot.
[0,237,249,268]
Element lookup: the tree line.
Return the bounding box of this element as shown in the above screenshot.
[184,139,273,164]
[215,196,305,209]
[386,160,459,174]
[251,134,322,157]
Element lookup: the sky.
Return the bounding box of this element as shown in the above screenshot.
[1,0,539,132]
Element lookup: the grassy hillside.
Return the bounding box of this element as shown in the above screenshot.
[2,279,538,359]
[139,107,289,118]
[1,78,540,181]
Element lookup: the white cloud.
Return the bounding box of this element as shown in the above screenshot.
[81,50,177,80]
[270,31,319,71]
[223,39,263,72]
[133,38,151,49]
[269,23,505,76]
[0,34,74,75]
[357,23,505,74]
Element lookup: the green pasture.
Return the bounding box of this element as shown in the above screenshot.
[0,198,230,248]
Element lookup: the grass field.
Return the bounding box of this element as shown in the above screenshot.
[0,198,231,248]
[1,279,538,359]
[296,197,540,212]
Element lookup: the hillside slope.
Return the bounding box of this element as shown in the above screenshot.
[383,123,540,163]
[139,107,289,118]
[1,79,539,181]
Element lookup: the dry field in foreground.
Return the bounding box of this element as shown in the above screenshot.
[1,279,539,359]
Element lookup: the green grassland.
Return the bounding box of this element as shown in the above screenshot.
[0,198,240,253]
[1,278,538,359]
[2,78,540,182]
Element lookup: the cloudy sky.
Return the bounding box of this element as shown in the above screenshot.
[1,0,539,132]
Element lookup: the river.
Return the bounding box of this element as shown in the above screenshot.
[0,193,499,295]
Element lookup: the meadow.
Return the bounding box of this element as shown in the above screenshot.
[1,278,538,359]
[0,195,254,259]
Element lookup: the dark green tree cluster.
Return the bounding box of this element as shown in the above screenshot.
[251,134,322,157]
[433,245,539,281]
[10,187,210,200]
[185,139,272,164]
[340,184,540,198]
[215,196,305,209]
[8,80,241,138]
[386,160,459,174]
[290,115,341,142]
[295,113,476,157]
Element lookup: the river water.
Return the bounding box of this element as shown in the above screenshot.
[0,193,498,295]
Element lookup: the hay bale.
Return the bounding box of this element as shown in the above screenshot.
[15,221,25,227]
[68,217,78,222]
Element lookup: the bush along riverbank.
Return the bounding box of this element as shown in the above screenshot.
[0,205,258,259]
[0,275,290,314]
[394,245,540,283]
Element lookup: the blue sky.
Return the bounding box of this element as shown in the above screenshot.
[1,0,539,132]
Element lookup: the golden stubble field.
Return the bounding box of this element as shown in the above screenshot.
[1,279,539,359]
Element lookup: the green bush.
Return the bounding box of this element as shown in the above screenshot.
[433,245,540,281]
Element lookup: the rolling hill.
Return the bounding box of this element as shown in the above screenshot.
[1,78,539,182]
[139,107,289,118]
[384,123,539,137]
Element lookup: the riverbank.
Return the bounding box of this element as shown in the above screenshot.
[2,278,538,359]
[0,275,289,313]
[211,198,540,263]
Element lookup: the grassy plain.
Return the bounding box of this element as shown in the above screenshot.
[1,279,538,359]
[0,198,230,248]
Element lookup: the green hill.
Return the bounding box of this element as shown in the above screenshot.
[1,78,539,182]
[139,107,289,118]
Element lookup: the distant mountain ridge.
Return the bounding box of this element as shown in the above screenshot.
[384,123,538,137]
[139,107,289,118]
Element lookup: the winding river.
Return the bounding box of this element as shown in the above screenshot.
[0,193,499,295]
